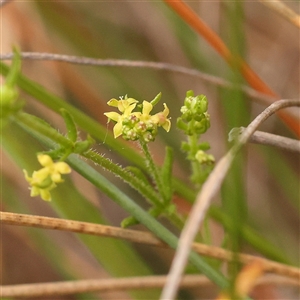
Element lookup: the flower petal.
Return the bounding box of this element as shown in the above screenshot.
[30,186,40,197]
[113,121,123,138]
[118,98,138,112]
[107,98,119,107]
[23,169,31,182]
[126,98,139,105]
[38,154,53,167]
[142,101,153,115]
[51,172,63,183]
[124,103,138,116]
[54,162,72,174]
[32,168,50,183]
[104,111,121,122]
[162,103,170,117]
[40,189,52,201]
[162,119,171,132]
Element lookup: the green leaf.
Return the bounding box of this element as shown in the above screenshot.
[5,47,21,88]
[60,108,78,142]
[150,92,162,107]
[74,136,94,154]
[125,166,150,187]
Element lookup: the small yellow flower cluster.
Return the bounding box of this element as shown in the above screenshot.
[23,154,71,201]
[104,96,171,142]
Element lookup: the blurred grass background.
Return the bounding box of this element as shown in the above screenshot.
[1,1,299,299]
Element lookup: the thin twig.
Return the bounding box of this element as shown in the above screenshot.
[0,211,159,246]
[2,51,299,137]
[247,130,300,153]
[259,0,300,28]
[1,274,299,298]
[0,275,210,298]
[1,211,299,280]
[0,51,275,105]
[230,128,300,153]
[160,99,300,300]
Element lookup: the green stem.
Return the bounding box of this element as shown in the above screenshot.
[0,61,191,208]
[14,112,73,148]
[139,139,166,203]
[12,103,288,267]
[83,152,185,229]
[67,154,228,289]
[5,48,21,88]
[14,111,161,206]
[12,112,228,288]
[83,150,162,206]
[187,133,202,184]
[14,111,184,229]
[137,141,184,229]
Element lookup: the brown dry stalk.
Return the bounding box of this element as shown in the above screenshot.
[245,130,300,153]
[1,211,299,281]
[1,274,299,298]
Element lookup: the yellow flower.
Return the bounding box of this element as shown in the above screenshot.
[38,154,71,182]
[23,170,55,201]
[134,101,171,132]
[104,98,138,138]
[104,97,171,141]
[133,100,153,122]
[151,103,171,132]
[107,97,138,112]
[23,154,71,201]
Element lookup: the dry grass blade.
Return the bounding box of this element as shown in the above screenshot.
[1,274,299,298]
[0,211,158,246]
[259,0,300,28]
[160,99,300,300]
[0,275,210,298]
[1,211,299,280]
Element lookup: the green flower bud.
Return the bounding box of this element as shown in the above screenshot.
[198,142,211,151]
[0,85,19,119]
[180,141,190,152]
[194,118,210,135]
[1,85,18,106]
[35,175,53,189]
[176,118,188,132]
[195,150,215,165]
[194,95,208,113]
[142,132,155,143]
